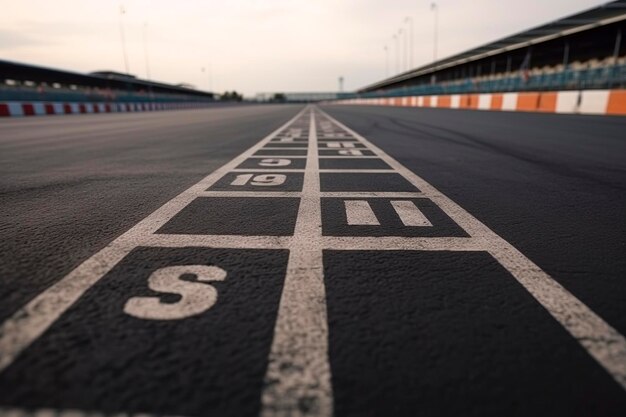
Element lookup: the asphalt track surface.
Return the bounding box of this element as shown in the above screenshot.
[0,104,625,416]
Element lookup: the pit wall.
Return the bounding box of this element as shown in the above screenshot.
[0,101,213,117]
[333,89,626,116]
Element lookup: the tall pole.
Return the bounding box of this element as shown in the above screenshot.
[142,21,151,80]
[119,4,130,74]
[399,28,405,72]
[393,34,399,74]
[431,2,439,62]
[209,62,213,92]
[384,45,389,78]
[405,17,414,69]
[404,25,409,71]
[201,67,211,91]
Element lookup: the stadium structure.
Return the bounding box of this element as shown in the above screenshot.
[338,1,626,115]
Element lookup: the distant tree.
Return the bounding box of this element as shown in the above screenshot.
[271,93,286,103]
[221,91,243,102]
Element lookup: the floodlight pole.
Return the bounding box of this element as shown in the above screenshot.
[431,2,439,62]
[119,4,130,74]
[384,45,389,77]
[405,16,414,69]
[399,28,405,72]
[142,21,151,80]
[393,34,399,74]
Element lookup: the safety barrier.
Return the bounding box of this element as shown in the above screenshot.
[333,89,626,116]
[0,101,214,117]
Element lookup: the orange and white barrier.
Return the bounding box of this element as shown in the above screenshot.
[334,89,626,116]
[0,101,214,117]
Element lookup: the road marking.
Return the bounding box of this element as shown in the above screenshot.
[194,191,429,199]
[261,111,332,417]
[258,158,294,167]
[262,146,308,150]
[344,200,380,225]
[198,191,302,198]
[232,168,304,173]
[317,107,626,391]
[123,265,227,320]
[391,200,432,226]
[322,236,480,251]
[337,149,363,155]
[325,141,357,148]
[144,234,291,249]
[317,155,378,159]
[230,173,287,186]
[2,103,626,417]
[322,192,427,198]
[0,107,312,374]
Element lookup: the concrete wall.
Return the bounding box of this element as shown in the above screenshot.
[333,89,626,116]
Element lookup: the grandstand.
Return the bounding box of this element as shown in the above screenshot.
[0,59,215,104]
[358,1,626,98]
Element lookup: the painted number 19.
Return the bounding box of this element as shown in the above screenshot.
[231,174,286,186]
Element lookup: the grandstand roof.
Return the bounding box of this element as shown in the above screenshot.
[0,59,213,98]
[360,0,626,92]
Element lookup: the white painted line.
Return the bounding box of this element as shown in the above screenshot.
[344,200,380,225]
[196,191,429,199]
[318,107,626,391]
[319,169,395,173]
[0,107,312,374]
[231,168,305,173]
[321,191,427,198]
[248,155,308,159]
[322,236,481,251]
[337,150,364,156]
[197,191,302,198]
[325,141,356,148]
[0,240,134,372]
[144,234,292,249]
[261,110,333,417]
[318,133,351,138]
[261,147,309,150]
[315,155,379,159]
[391,200,432,226]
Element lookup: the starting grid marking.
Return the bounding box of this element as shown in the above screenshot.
[1,105,625,416]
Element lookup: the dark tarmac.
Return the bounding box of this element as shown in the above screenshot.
[1,104,625,417]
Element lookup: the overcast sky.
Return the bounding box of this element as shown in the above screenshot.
[0,0,609,96]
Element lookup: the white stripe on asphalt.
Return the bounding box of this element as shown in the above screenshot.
[0,107,311,374]
[391,200,432,226]
[2,102,626,417]
[143,234,292,249]
[261,110,333,417]
[344,200,380,225]
[318,107,626,391]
